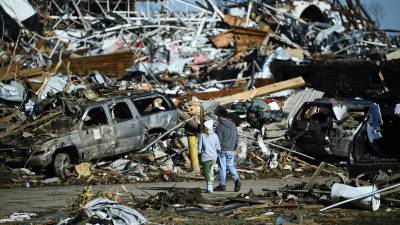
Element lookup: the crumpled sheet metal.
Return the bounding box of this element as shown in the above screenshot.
[283,88,324,126]
[58,198,147,225]
[314,12,345,47]
[38,74,68,100]
[83,198,147,225]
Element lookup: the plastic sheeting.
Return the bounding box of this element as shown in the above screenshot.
[395,103,400,116]
[167,57,192,75]
[366,103,383,143]
[257,127,271,157]
[331,183,380,211]
[126,62,167,75]
[0,81,26,102]
[255,47,303,79]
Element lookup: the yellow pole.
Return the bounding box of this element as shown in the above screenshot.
[188,135,200,174]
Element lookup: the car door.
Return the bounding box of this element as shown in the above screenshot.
[78,105,116,160]
[109,99,145,154]
[132,95,178,130]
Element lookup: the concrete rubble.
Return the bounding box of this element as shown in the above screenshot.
[0,0,400,224]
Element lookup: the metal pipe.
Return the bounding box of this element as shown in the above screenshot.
[121,35,166,93]
[320,183,400,212]
[138,117,193,153]
[239,134,316,161]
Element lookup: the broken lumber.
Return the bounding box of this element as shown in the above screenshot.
[376,173,400,185]
[0,112,62,140]
[378,71,389,92]
[299,162,327,198]
[236,169,256,174]
[0,66,46,81]
[287,155,333,175]
[262,188,330,195]
[213,77,305,106]
[212,27,268,51]
[234,203,299,212]
[66,50,138,77]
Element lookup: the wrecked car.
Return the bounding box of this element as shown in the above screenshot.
[287,98,371,160]
[0,91,178,178]
[349,91,400,176]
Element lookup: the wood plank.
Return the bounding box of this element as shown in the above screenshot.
[180,87,245,100]
[299,162,327,198]
[0,65,47,82]
[66,50,138,77]
[212,77,305,106]
[211,27,268,49]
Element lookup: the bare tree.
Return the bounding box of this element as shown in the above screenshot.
[366,0,385,28]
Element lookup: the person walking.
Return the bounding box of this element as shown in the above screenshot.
[214,107,241,192]
[198,120,220,193]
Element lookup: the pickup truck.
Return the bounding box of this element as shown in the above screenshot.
[0,91,179,178]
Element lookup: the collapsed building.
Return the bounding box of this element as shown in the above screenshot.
[0,0,399,181]
[1,1,400,223]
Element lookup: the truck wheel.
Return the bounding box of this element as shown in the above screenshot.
[54,153,71,179]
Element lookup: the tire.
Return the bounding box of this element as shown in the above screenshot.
[54,153,71,179]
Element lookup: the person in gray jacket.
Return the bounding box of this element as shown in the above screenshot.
[214,107,241,192]
[198,120,220,193]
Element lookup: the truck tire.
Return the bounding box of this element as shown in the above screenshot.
[54,153,71,179]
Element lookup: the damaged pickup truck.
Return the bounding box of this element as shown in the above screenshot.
[0,91,178,178]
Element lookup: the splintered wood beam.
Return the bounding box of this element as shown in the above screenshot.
[213,77,305,106]
[299,162,327,198]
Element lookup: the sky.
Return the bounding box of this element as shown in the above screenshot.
[135,0,400,30]
[360,0,400,30]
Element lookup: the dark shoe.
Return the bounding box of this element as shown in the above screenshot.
[213,185,226,192]
[234,180,241,192]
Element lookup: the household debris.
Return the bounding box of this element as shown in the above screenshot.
[59,198,147,225]
[0,212,37,224]
[0,0,400,224]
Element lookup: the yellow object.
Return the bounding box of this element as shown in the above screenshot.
[188,136,200,174]
[74,162,92,177]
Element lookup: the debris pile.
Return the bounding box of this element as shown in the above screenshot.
[0,0,400,223]
[140,187,206,210]
[0,0,399,103]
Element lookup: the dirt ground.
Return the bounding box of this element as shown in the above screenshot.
[0,177,334,216]
[1,176,399,225]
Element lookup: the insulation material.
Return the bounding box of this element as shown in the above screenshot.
[0,0,36,22]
